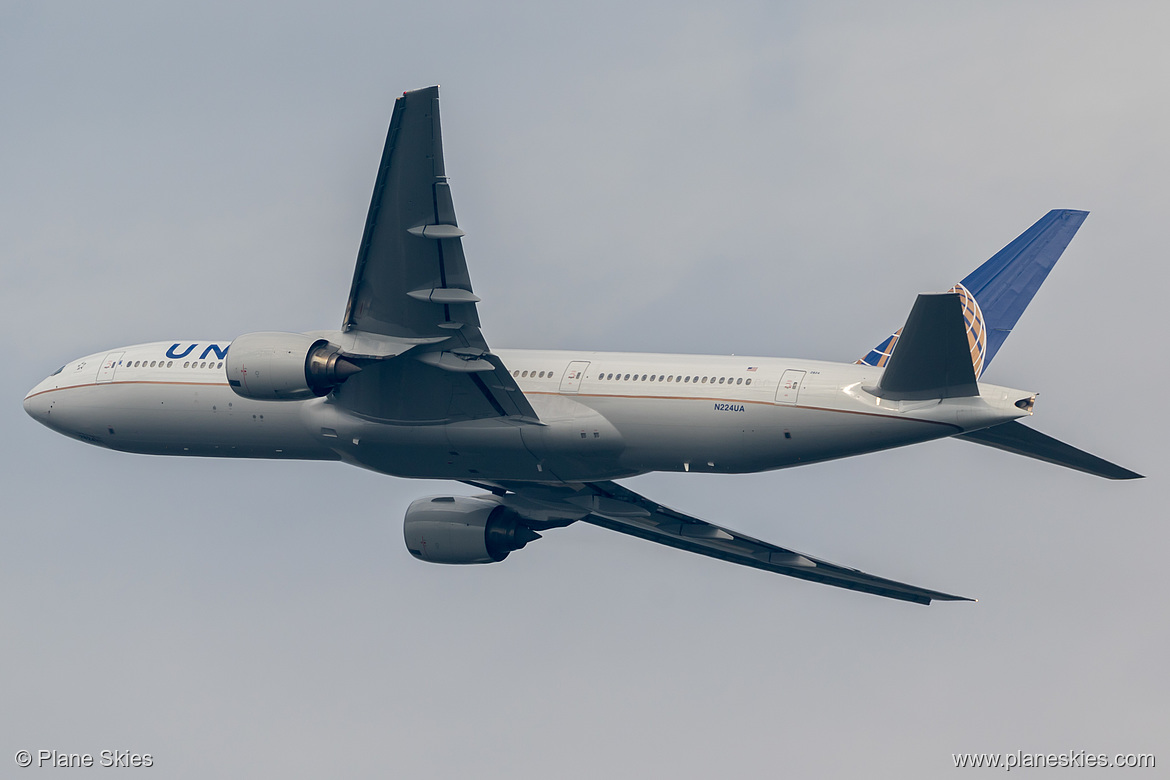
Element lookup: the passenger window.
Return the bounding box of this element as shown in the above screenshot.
[701,377,708,383]
[745,379,752,385]
[607,373,613,380]
[513,370,519,377]
[217,362,223,369]
[719,377,725,384]
[167,361,173,368]
[667,376,673,382]
[623,374,630,381]
[736,378,743,385]
[684,376,690,383]
[538,371,545,378]
[184,362,190,368]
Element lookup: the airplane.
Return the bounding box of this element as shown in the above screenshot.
[23,86,1142,605]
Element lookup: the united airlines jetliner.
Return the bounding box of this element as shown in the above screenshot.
[24,86,1141,604]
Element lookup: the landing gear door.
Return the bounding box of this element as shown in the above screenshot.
[96,352,124,383]
[560,361,590,395]
[775,369,805,404]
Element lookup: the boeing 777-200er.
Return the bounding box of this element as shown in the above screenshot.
[24,86,1142,605]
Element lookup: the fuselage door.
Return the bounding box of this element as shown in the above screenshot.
[560,361,590,394]
[775,369,806,404]
[96,352,124,383]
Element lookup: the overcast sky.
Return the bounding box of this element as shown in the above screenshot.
[2,2,1166,777]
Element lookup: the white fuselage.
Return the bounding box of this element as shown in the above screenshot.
[23,341,1033,484]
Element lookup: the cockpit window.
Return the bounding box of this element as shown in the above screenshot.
[50,365,65,376]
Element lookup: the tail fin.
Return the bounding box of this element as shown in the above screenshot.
[858,210,1089,376]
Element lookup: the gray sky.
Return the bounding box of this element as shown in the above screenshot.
[3,2,1166,777]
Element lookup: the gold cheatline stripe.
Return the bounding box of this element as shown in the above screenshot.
[30,380,961,430]
[524,391,961,429]
[25,379,231,400]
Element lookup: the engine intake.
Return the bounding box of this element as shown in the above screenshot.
[226,332,360,401]
[404,496,541,564]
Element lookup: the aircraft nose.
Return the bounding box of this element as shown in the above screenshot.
[24,386,51,424]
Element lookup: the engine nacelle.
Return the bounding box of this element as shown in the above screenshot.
[404,496,541,564]
[226,331,360,401]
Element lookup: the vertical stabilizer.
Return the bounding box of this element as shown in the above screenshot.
[859,210,1089,377]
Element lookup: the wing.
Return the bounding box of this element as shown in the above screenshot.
[337,86,536,422]
[475,480,973,605]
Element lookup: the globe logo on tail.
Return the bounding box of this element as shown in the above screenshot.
[949,283,987,378]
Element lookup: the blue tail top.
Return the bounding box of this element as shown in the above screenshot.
[858,210,1089,377]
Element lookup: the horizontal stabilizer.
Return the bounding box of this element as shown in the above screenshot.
[957,421,1143,480]
[875,293,979,400]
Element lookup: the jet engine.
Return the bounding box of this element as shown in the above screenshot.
[403,496,541,564]
[226,332,360,401]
